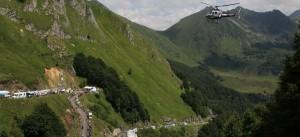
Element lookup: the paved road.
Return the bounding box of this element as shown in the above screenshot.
[69,92,90,137]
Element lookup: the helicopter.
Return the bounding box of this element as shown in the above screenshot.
[200,2,241,20]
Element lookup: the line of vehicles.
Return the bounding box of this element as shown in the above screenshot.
[0,86,100,99]
[3,88,73,99]
[87,112,93,137]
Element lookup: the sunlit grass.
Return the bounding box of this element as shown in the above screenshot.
[211,69,278,94]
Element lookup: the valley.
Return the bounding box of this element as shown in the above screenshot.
[211,69,278,94]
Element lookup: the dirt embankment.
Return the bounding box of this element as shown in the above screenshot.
[44,67,77,88]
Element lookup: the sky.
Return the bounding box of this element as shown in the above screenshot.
[97,0,300,30]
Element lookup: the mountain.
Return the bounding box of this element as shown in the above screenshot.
[160,7,296,93]
[0,0,195,121]
[0,1,277,136]
[290,9,300,21]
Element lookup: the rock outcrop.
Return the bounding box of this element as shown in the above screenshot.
[71,0,87,16]
[0,7,18,22]
[24,0,37,12]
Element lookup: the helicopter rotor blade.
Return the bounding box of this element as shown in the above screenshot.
[200,1,213,6]
[216,3,240,7]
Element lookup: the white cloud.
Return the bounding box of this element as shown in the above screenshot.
[97,0,300,30]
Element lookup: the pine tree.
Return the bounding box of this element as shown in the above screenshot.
[263,24,300,137]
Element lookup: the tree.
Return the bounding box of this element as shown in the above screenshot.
[0,131,8,137]
[198,115,226,137]
[222,113,243,137]
[242,109,262,137]
[21,103,66,137]
[262,24,300,137]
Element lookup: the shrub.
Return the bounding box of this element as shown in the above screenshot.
[20,103,66,137]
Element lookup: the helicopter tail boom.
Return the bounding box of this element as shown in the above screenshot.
[221,13,236,18]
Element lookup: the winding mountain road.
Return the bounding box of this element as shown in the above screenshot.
[69,91,90,137]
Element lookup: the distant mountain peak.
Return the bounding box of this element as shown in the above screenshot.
[290,9,300,20]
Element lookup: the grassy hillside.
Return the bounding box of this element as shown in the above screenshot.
[211,69,278,94]
[131,24,198,66]
[0,0,194,121]
[80,93,126,137]
[160,7,296,93]
[0,14,55,87]
[0,95,78,137]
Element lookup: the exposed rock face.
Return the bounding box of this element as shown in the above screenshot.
[43,0,66,19]
[25,24,49,39]
[49,21,65,38]
[24,0,37,12]
[71,0,87,16]
[42,0,70,27]
[126,24,134,44]
[87,7,101,30]
[0,7,18,22]
[5,0,90,64]
[25,24,35,32]
[25,21,71,40]
[45,21,70,57]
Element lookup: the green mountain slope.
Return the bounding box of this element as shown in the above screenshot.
[160,7,296,93]
[0,13,55,87]
[0,0,194,121]
[131,24,198,66]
